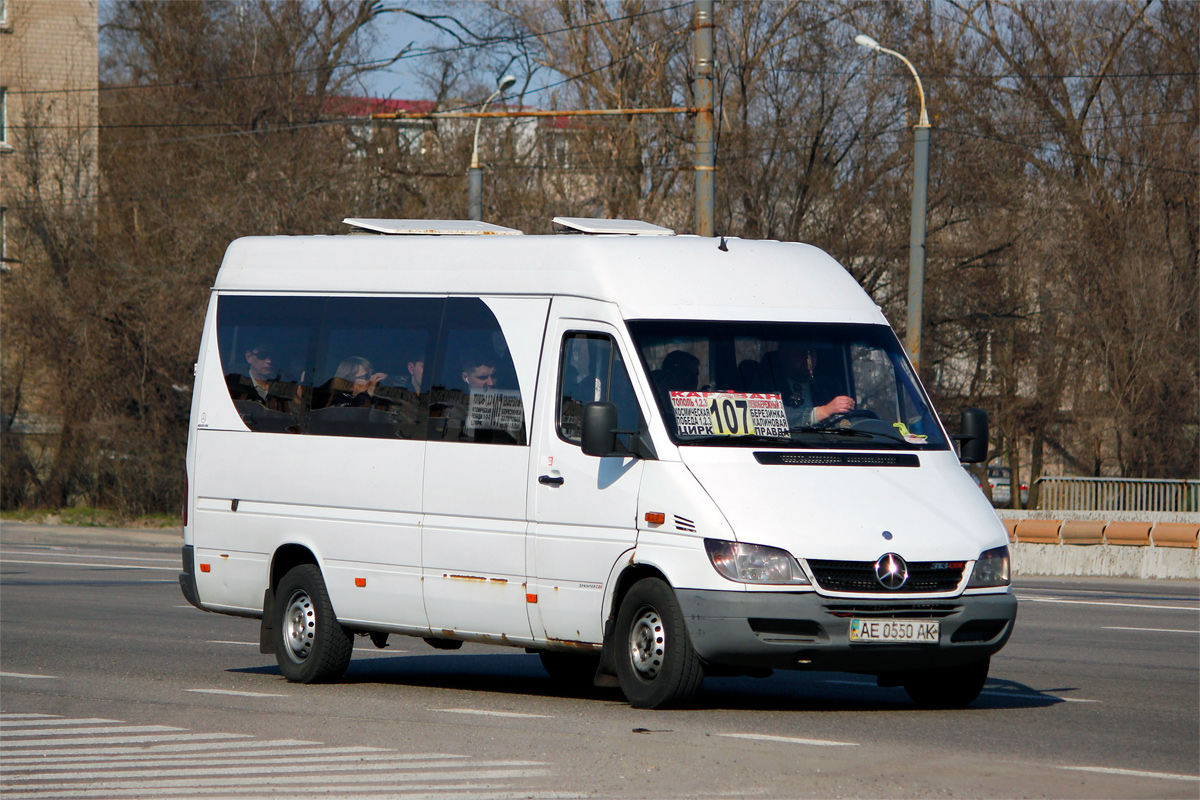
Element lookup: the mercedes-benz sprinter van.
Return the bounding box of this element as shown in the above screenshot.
[180,217,1015,709]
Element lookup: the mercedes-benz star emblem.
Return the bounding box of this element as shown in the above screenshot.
[874,553,909,590]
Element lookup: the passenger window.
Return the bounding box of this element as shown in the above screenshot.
[427,298,526,445]
[558,333,642,445]
[308,297,443,440]
[216,296,322,433]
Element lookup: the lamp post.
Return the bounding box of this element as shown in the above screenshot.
[468,74,517,221]
[854,34,930,374]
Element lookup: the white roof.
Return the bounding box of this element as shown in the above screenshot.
[343,218,523,235]
[213,233,887,324]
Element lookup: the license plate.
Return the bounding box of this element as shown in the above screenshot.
[849,618,939,644]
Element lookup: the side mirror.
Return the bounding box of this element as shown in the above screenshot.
[957,408,989,463]
[581,402,620,457]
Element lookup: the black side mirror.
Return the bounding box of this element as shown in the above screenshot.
[957,408,989,463]
[581,402,620,457]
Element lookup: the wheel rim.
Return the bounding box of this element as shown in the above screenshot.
[628,606,665,680]
[283,589,316,664]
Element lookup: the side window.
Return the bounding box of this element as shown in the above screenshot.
[307,297,443,440]
[216,295,323,433]
[557,332,642,445]
[427,298,526,445]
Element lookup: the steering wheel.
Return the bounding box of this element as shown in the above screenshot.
[816,409,880,429]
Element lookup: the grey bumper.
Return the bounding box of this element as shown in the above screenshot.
[677,588,1017,674]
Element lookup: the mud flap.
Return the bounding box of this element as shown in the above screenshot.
[593,617,620,688]
[259,588,276,654]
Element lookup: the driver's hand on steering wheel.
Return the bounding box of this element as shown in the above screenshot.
[815,395,855,421]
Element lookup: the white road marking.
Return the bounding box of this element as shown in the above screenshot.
[1,752,466,770]
[717,732,858,747]
[186,689,287,698]
[437,708,552,719]
[1,733,252,748]
[0,739,324,757]
[1103,626,1199,634]
[0,550,176,564]
[0,759,543,782]
[3,725,186,738]
[0,718,117,727]
[0,558,177,572]
[1058,765,1200,782]
[0,672,58,680]
[1017,595,1198,612]
[205,640,257,646]
[0,768,550,794]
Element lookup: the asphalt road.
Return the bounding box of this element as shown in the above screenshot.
[1,522,1197,799]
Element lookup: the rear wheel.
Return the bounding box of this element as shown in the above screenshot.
[272,564,353,683]
[902,657,990,708]
[614,577,704,708]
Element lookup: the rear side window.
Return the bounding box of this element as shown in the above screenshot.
[216,296,322,433]
[426,298,526,445]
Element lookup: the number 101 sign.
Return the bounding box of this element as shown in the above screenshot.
[669,391,790,437]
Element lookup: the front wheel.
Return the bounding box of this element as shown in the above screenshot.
[613,578,704,709]
[902,657,990,708]
[272,564,353,683]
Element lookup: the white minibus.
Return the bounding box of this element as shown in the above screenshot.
[180,216,1016,709]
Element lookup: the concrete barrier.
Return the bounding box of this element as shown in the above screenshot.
[1000,511,1200,579]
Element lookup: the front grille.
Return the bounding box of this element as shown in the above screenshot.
[807,559,965,593]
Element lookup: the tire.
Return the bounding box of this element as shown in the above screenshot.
[272,564,353,683]
[902,657,990,708]
[613,577,704,709]
[539,651,602,687]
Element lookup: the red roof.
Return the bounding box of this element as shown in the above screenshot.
[326,96,437,116]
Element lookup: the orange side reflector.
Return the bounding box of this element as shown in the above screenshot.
[525,593,538,604]
[199,563,210,573]
[645,512,666,525]
[355,578,367,588]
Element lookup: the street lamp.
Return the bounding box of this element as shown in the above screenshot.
[855,33,930,373]
[468,74,517,221]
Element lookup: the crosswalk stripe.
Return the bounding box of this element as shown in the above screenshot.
[0,787,580,800]
[0,758,540,781]
[0,718,119,727]
[1,733,253,747]
[2,725,185,737]
[1,748,445,766]
[0,738,319,757]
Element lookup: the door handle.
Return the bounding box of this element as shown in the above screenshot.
[538,475,565,486]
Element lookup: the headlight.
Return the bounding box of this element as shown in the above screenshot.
[967,545,1010,588]
[704,539,810,585]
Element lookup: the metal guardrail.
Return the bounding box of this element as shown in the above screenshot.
[1035,476,1200,512]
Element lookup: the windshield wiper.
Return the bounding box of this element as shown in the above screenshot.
[679,434,795,446]
[788,426,877,438]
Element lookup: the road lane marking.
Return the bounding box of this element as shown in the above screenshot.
[0,550,176,564]
[0,558,178,572]
[2,725,186,738]
[1103,626,1199,634]
[0,718,117,727]
[0,790,578,800]
[0,758,544,782]
[205,640,257,646]
[437,708,553,719]
[1,752,466,770]
[717,733,858,747]
[0,739,325,758]
[186,689,288,698]
[0,672,58,680]
[1,733,252,748]
[1017,595,1198,612]
[1058,766,1200,782]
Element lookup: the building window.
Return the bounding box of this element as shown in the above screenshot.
[0,87,8,147]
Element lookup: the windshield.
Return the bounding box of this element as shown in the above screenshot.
[627,320,948,450]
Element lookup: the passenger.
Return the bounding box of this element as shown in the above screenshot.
[659,350,700,392]
[225,341,292,412]
[407,359,424,394]
[775,341,854,425]
[461,352,497,394]
[327,356,387,408]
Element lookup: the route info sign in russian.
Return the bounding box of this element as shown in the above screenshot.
[669,391,790,437]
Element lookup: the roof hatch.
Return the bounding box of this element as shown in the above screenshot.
[343,218,524,236]
[551,217,675,236]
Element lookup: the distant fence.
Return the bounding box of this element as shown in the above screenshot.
[1036,477,1199,512]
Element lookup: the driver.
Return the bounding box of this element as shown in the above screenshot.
[776,341,855,426]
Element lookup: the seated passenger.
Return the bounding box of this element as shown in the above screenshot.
[461,352,497,394]
[225,341,294,413]
[327,356,387,408]
[773,341,854,425]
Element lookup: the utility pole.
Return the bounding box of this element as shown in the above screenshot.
[694,0,715,237]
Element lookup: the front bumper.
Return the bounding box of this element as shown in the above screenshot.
[677,588,1016,674]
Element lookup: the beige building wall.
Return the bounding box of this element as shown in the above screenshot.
[1,0,99,266]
